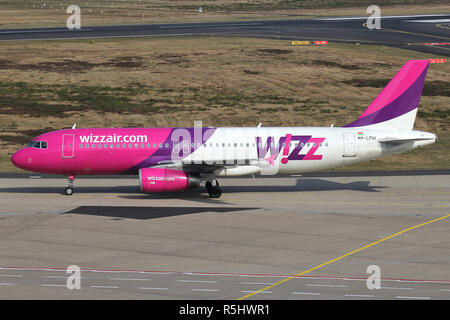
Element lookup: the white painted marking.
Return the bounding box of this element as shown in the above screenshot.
[241,282,275,285]
[45,275,86,279]
[319,14,449,21]
[191,289,219,292]
[440,289,450,292]
[345,294,374,298]
[292,292,321,296]
[407,19,450,23]
[381,286,414,290]
[110,277,151,281]
[0,29,93,34]
[0,274,23,278]
[41,284,66,287]
[177,280,217,283]
[0,283,15,286]
[240,290,272,294]
[396,296,431,300]
[159,23,262,29]
[139,287,168,290]
[306,284,348,288]
[90,286,119,289]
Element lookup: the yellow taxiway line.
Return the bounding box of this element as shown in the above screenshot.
[238,213,450,300]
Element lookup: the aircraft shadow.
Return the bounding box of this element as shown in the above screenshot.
[0,179,386,196]
[222,179,387,193]
[64,206,258,220]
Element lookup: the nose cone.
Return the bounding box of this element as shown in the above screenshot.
[11,149,30,170]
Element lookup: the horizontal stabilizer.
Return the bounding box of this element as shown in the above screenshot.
[378,137,434,144]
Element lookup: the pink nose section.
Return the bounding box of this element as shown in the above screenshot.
[11,150,28,170]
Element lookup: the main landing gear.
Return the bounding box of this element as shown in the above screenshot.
[205,179,222,198]
[64,175,75,196]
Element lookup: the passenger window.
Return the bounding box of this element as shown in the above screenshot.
[79,144,83,148]
[134,143,138,148]
[85,144,89,148]
[116,143,120,148]
[98,144,102,148]
[128,143,132,148]
[122,144,126,148]
[165,143,169,148]
[104,144,108,148]
[110,144,114,148]
[92,144,95,148]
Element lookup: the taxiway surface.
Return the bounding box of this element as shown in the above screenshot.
[0,15,449,56]
[0,174,449,299]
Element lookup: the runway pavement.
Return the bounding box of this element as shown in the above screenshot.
[0,173,449,299]
[0,14,449,56]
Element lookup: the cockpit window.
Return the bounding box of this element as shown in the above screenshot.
[26,141,48,149]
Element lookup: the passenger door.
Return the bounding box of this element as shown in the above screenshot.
[62,134,75,158]
[343,133,356,157]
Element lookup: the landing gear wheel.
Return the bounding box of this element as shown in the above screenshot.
[206,180,222,198]
[64,174,75,196]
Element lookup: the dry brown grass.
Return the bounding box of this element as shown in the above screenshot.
[0,36,448,172]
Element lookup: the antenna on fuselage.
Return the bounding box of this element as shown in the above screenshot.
[257,122,262,128]
[72,123,77,129]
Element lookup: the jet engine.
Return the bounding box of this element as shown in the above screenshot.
[139,168,200,192]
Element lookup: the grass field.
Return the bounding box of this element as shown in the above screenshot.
[0,0,450,28]
[0,36,448,172]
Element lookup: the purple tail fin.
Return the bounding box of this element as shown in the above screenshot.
[345,60,430,129]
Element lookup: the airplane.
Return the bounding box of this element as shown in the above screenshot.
[11,60,436,198]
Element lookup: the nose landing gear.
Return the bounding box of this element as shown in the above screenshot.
[64,175,75,195]
[205,179,222,198]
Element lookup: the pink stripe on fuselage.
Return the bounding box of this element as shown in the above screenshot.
[359,60,429,119]
[31,128,172,175]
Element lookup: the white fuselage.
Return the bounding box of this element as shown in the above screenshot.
[182,127,436,176]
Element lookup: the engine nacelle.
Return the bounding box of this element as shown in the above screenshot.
[139,168,200,192]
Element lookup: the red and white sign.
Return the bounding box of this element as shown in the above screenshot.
[424,42,450,46]
[429,59,446,63]
[314,40,328,45]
